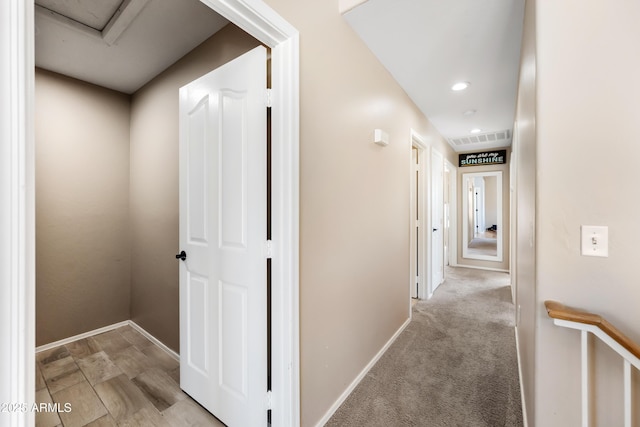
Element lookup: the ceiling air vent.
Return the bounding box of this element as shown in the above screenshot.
[448,129,511,146]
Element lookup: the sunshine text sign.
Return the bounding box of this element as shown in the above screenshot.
[459,150,507,167]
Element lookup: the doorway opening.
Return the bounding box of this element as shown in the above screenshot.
[1,0,300,425]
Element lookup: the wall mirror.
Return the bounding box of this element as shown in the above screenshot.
[462,171,503,262]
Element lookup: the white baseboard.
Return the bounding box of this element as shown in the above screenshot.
[454,264,509,273]
[35,320,180,362]
[314,317,412,427]
[129,321,180,362]
[35,321,130,353]
[514,326,528,427]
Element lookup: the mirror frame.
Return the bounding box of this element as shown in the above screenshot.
[461,171,503,262]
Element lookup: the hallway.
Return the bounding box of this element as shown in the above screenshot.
[327,267,523,426]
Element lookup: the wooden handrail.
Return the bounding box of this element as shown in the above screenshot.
[545,300,640,360]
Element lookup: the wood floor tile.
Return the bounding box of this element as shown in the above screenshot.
[77,351,123,386]
[36,364,46,391]
[45,368,86,395]
[163,400,225,427]
[132,368,186,412]
[141,345,179,372]
[94,374,153,422]
[167,366,180,385]
[84,414,117,426]
[35,388,61,427]
[118,327,154,349]
[91,330,132,356]
[37,346,71,366]
[52,381,108,427]
[111,346,154,379]
[118,406,170,427]
[40,356,79,381]
[65,338,101,360]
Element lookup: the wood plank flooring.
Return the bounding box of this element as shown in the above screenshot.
[35,325,225,427]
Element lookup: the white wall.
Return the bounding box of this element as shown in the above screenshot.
[535,1,640,425]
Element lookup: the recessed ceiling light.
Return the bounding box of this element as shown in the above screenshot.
[463,109,477,116]
[470,128,482,134]
[451,81,470,91]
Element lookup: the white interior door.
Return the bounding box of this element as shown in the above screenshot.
[178,46,268,427]
[431,149,444,291]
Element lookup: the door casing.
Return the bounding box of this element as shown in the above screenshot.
[444,159,458,269]
[410,130,428,301]
[0,1,300,425]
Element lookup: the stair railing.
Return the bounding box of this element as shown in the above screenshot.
[545,300,640,427]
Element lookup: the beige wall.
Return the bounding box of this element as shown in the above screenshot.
[129,24,261,351]
[262,0,455,424]
[35,69,131,346]
[534,1,640,426]
[456,159,510,271]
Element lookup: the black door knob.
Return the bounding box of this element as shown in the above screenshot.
[433,228,438,232]
[175,250,187,261]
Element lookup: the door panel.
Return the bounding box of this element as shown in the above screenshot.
[219,280,248,397]
[186,274,209,374]
[187,97,209,243]
[219,90,248,248]
[179,46,267,427]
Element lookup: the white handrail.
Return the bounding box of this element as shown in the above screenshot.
[547,303,640,427]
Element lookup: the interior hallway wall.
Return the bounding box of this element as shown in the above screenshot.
[512,0,536,424]
[35,69,131,346]
[263,0,456,424]
[535,1,640,426]
[129,24,261,351]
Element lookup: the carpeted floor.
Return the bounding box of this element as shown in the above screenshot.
[326,267,523,427]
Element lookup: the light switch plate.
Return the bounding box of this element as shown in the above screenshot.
[581,225,608,257]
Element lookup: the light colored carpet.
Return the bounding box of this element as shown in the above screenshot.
[326,267,523,427]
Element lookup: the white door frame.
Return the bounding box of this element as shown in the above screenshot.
[0,0,300,425]
[410,130,428,301]
[444,159,458,268]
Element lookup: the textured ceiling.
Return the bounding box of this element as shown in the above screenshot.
[35,0,229,94]
[36,0,124,31]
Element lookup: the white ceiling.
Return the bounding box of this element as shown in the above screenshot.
[35,0,229,94]
[344,0,525,152]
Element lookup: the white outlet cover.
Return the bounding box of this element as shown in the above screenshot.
[581,225,608,257]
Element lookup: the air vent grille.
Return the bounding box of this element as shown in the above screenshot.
[449,129,511,147]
